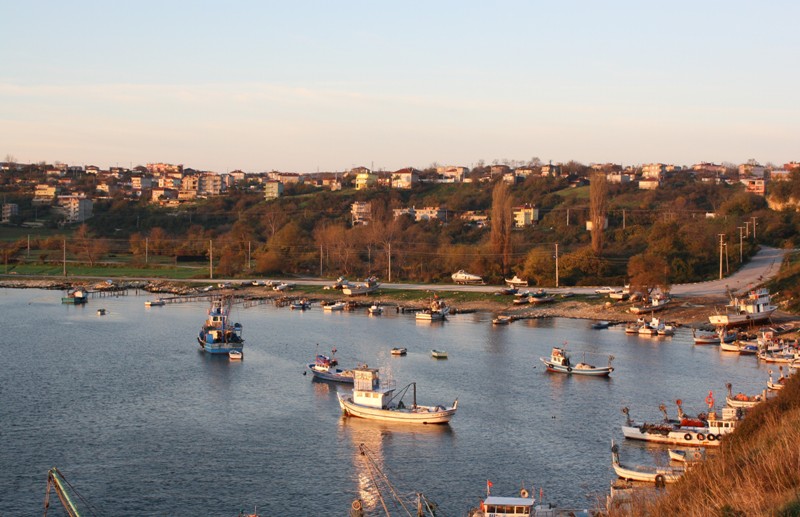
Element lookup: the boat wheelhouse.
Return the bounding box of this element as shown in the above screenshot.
[708,287,777,327]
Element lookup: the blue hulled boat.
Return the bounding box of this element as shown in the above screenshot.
[197,297,244,354]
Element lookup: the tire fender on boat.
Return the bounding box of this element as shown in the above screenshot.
[567,367,572,373]
[697,433,705,441]
[707,433,716,441]
[655,474,666,488]
[684,433,693,441]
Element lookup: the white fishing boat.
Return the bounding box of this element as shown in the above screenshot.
[708,287,777,327]
[725,382,767,408]
[611,441,684,486]
[337,367,458,425]
[390,347,407,356]
[451,270,484,285]
[144,298,165,307]
[492,315,512,325]
[467,484,559,517]
[342,276,380,296]
[228,350,243,360]
[621,399,741,447]
[290,299,311,310]
[416,297,450,321]
[431,349,448,359]
[767,368,787,391]
[307,353,354,384]
[539,347,614,377]
[668,448,705,463]
[367,304,384,315]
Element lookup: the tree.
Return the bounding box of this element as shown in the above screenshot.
[589,171,608,253]
[628,253,670,296]
[70,224,109,266]
[490,181,514,276]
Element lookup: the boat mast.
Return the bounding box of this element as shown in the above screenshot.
[413,382,417,408]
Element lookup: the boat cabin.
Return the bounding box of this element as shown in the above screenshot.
[481,496,535,516]
[352,367,395,409]
[707,407,741,435]
[549,347,570,367]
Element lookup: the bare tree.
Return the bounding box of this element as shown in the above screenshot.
[490,181,514,275]
[589,171,608,253]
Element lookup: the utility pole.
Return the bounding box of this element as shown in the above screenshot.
[62,239,66,277]
[622,209,626,230]
[145,238,148,264]
[247,241,251,272]
[209,239,213,279]
[738,227,744,262]
[319,244,323,277]
[566,208,570,226]
[27,234,30,258]
[718,234,725,280]
[744,221,750,238]
[751,216,757,240]
[555,243,559,287]
[725,243,729,274]
[387,242,392,282]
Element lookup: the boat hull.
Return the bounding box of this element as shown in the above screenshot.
[621,425,722,447]
[308,364,355,384]
[612,462,683,484]
[540,358,613,377]
[197,336,244,354]
[337,394,456,424]
[709,309,776,327]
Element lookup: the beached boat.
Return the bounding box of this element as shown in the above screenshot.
[390,347,407,356]
[540,346,614,376]
[337,367,458,424]
[708,287,777,327]
[431,349,448,359]
[144,298,166,307]
[228,350,243,360]
[342,276,380,296]
[611,441,684,486]
[61,288,88,304]
[528,290,555,304]
[451,270,484,285]
[621,402,741,447]
[505,275,529,288]
[416,297,450,321]
[196,297,244,355]
[307,354,355,384]
[629,294,670,314]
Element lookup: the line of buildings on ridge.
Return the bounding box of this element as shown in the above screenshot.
[2,160,798,226]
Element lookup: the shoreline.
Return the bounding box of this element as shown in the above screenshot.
[3,276,796,329]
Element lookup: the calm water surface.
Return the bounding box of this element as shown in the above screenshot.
[0,288,771,515]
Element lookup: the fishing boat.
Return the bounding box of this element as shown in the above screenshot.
[61,288,88,304]
[650,317,675,336]
[591,320,610,330]
[539,347,614,376]
[367,304,383,315]
[668,448,705,463]
[467,484,556,517]
[629,293,670,314]
[621,399,741,447]
[144,298,166,307]
[337,367,458,425]
[96,308,106,316]
[611,441,684,486]
[767,368,787,391]
[196,297,244,355]
[451,270,484,285]
[708,287,777,327]
[307,353,355,384]
[390,347,407,356]
[431,349,448,359]
[342,276,380,296]
[228,350,243,360]
[416,297,450,321]
[725,382,766,408]
[290,299,311,310]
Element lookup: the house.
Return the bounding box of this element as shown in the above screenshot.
[638,179,660,190]
[769,169,790,181]
[147,163,183,175]
[2,203,19,223]
[641,163,666,179]
[606,172,632,184]
[351,202,372,225]
[34,184,60,203]
[130,175,153,191]
[741,178,766,196]
[490,164,511,176]
[512,205,539,228]
[541,163,562,177]
[437,166,469,182]
[199,173,222,196]
[355,172,378,190]
[56,195,93,223]
[264,180,284,200]
[392,206,447,223]
[391,167,419,189]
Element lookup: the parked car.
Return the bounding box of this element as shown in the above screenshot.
[595,286,615,294]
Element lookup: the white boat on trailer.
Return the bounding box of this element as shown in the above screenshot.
[451,270,484,285]
[708,287,777,327]
[337,367,458,425]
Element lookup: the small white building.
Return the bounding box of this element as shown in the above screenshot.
[264,180,284,200]
[351,201,372,225]
[512,205,539,228]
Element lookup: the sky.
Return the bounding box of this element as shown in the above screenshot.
[1,1,799,173]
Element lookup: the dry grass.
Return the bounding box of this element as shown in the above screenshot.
[610,375,800,517]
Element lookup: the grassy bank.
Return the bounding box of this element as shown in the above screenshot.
[612,376,800,516]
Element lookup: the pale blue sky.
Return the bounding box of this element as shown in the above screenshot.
[2,1,798,172]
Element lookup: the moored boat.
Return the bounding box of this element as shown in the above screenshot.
[539,347,614,376]
[668,448,705,463]
[416,297,450,321]
[492,315,512,325]
[390,347,407,356]
[591,320,610,330]
[228,350,243,360]
[323,301,346,311]
[307,353,355,384]
[197,297,244,355]
[431,349,448,359]
[621,400,741,447]
[144,298,166,307]
[629,294,670,314]
[467,484,556,517]
[611,441,684,486]
[725,382,766,408]
[61,288,88,304]
[367,304,383,315]
[96,308,106,316]
[337,367,458,425]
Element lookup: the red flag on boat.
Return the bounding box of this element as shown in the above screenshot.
[487,480,493,495]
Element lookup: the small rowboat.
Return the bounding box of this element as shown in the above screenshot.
[228,350,243,360]
[391,347,407,356]
[431,349,448,359]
